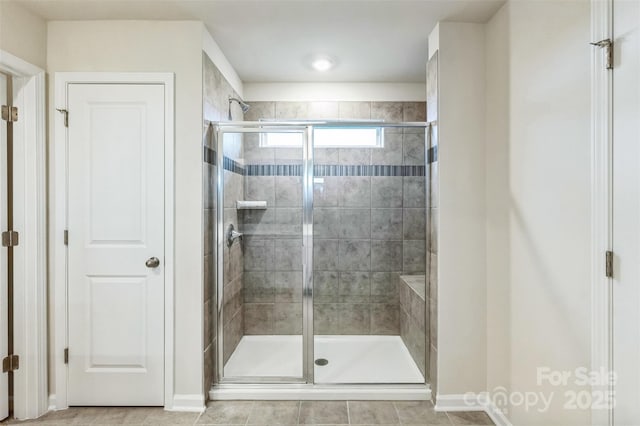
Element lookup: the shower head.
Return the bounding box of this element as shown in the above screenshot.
[228,97,250,120]
[236,98,251,113]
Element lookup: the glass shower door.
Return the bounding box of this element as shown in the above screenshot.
[216,126,312,383]
[213,120,427,388]
[311,122,427,384]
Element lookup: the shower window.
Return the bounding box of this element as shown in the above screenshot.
[260,126,384,148]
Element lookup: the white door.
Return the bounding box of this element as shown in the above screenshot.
[67,83,165,406]
[612,0,640,424]
[0,72,8,420]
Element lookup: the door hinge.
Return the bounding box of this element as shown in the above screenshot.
[64,230,68,246]
[591,39,613,70]
[64,348,69,364]
[1,105,18,122]
[605,250,614,278]
[2,354,19,373]
[56,108,69,127]
[1,230,19,247]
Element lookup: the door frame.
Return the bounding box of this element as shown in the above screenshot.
[590,0,613,425]
[213,125,314,385]
[52,72,175,410]
[212,120,428,389]
[0,49,47,420]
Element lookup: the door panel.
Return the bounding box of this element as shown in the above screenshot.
[0,72,8,421]
[68,84,164,405]
[88,106,146,243]
[86,277,147,369]
[217,129,307,382]
[612,0,640,423]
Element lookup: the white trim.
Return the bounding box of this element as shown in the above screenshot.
[52,71,68,411]
[0,50,42,77]
[52,72,176,410]
[163,75,176,411]
[210,385,431,401]
[52,72,68,410]
[48,395,56,412]
[485,402,512,426]
[434,394,512,426]
[243,82,427,102]
[202,27,243,98]
[0,49,48,421]
[428,23,440,60]
[434,393,486,411]
[590,0,613,424]
[167,394,205,413]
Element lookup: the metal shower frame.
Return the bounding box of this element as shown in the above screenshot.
[213,120,429,386]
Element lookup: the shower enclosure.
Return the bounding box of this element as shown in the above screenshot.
[211,120,430,392]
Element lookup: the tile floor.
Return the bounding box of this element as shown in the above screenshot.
[2,400,494,426]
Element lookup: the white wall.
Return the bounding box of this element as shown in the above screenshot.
[47,20,206,406]
[485,1,592,424]
[430,22,488,396]
[433,4,591,424]
[0,1,47,70]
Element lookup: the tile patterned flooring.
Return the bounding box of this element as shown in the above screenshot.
[2,400,494,426]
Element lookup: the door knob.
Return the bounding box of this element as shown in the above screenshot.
[146,257,160,268]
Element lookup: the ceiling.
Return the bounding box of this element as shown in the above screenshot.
[15,0,504,83]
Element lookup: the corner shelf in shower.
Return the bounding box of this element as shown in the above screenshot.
[236,200,268,210]
[242,233,301,240]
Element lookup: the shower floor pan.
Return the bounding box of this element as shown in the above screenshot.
[222,335,425,384]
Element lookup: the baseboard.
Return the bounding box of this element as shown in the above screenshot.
[434,393,485,411]
[434,394,512,426]
[48,392,204,414]
[484,400,512,426]
[211,384,431,401]
[48,394,57,411]
[167,394,206,412]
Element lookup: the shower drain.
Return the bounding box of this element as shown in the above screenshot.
[314,358,329,366]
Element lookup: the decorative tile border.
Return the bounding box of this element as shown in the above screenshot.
[203,146,216,166]
[245,164,303,176]
[203,147,246,174]
[319,165,426,177]
[245,164,426,177]
[205,147,434,176]
[223,156,246,175]
[427,145,438,164]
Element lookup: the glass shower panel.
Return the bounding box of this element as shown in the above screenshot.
[312,123,427,384]
[217,128,307,382]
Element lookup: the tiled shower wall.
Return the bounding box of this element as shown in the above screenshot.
[241,101,427,336]
[202,52,244,390]
[426,52,439,398]
[398,275,427,378]
[240,104,305,335]
[221,134,245,365]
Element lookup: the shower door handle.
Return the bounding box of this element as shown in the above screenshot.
[145,257,160,268]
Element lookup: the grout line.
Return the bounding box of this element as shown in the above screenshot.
[444,411,455,425]
[346,400,351,425]
[191,401,200,425]
[245,401,255,426]
[296,400,302,425]
[193,407,202,426]
[392,401,403,425]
